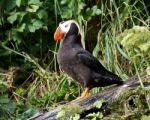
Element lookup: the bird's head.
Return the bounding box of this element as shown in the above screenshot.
[54,20,80,41]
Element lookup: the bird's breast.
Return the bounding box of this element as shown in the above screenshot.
[57,47,76,64]
[57,48,86,84]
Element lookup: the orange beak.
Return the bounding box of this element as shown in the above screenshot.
[54,27,64,41]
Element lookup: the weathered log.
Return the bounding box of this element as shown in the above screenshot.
[29,73,150,120]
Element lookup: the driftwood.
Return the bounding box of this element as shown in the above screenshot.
[29,73,150,120]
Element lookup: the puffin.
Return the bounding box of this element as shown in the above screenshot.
[54,20,123,100]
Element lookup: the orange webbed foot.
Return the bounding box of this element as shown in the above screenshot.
[72,87,90,102]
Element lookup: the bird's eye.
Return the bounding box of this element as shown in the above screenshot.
[65,25,68,27]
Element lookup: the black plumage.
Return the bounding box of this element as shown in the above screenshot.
[54,20,123,99]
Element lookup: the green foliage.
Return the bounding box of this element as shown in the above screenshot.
[0,80,37,119]
[86,112,103,120]
[92,0,149,79]
[86,100,105,120]
[0,0,55,70]
[0,80,15,119]
[117,26,150,53]
[57,104,82,120]
[94,99,105,109]
[6,0,47,36]
[26,73,79,107]
[58,0,101,21]
[117,26,150,87]
[141,115,150,120]
[84,5,102,21]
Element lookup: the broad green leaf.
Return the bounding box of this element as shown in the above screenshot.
[92,118,96,120]
[61,9,72,18]
[78,2,85,10]
[95,9,102,15]
[28,19,44,32]
[94,100,105,109]
[12,30,22,43]
[28,25,36,32]
[92,6,101,15]
[77,2,85,14]
[33,20,43,27]
[37,10,48,20]
[26,5,39,12]
[42,26,48,31]
[7,12,18,24]
[16,0,21,7]
[84,8,94,21]
[18,12,26,23]
[60,0,67,5]
[72,113,80,120]
[15,23,26,32]
[28,0,42,6]
[0,80,8,93]
[0,94,9,104]
[5,0,16,11]
[86,112,103,119]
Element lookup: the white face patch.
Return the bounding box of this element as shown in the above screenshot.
[59,20,80,34]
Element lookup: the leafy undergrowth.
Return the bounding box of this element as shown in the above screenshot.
[1,70,150,119]
[103,87,150,120]
[56,84,150,120]
[0,67,80,119]
[0,79,37,120]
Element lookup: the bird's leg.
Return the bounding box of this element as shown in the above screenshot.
[81,87,90,98]
[75,87,90,100]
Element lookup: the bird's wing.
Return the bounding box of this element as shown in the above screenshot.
[76,50,123,84]
[76,50,107,73]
